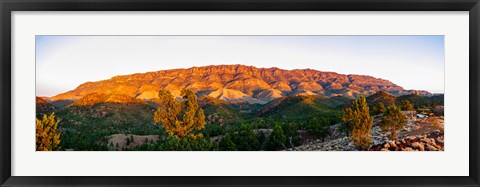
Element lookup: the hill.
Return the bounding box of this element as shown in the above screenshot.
[50,65,431,104]
[366,91,396,107]
[70,93,147,106]
[198,96,246,125]
[36,97,56,115]
[396,94,444,108]
[258,95,349,121]
[55,101,159,150]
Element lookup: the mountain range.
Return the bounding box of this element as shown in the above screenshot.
[49,64,432,105]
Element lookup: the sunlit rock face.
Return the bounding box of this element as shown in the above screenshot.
[51,64,431,104]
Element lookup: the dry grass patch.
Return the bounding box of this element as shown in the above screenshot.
[107,134,160,150]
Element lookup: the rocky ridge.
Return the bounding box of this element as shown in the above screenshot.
[50,65,431,104]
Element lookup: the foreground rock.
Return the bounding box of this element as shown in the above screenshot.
[288,136,358,151]
[368,131,444,151]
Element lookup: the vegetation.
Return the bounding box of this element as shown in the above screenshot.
[399,100,414,111]
[218,132,237,151]
[230,124,261,151]
[379,105,407,140]
[308,118,330,142]
[432,117,442,130]
[36,113,61,151]
[372,102,386,115]
[264,124,287,151]
[341,95,373,150]
[37,88,443,151]
[153,89,206,137]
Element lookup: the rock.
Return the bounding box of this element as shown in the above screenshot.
[387,141,397,148]
[404,147,414,151]
[426,145,438,151]
[384,143,390,149]
[407,136,416,141]
[50,64,424,103]
[411,142,425,151]
[436,138,444,144]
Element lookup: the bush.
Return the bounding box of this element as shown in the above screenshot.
[159,135,216,151]
[231,124,260,151]
[308,117,330,142]
[218,133,237,151]
[264,124,287,151]
[341,95,373,150]
[282,122,300,148]
[380,104,407,140]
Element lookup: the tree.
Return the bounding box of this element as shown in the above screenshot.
[340,108,353,137]
[283,122,300,148]
[308,117,330,142]
[126,137,131,145]
[373,102,386,115]
[380,105,407,140]
[399,100,414,111]
[36,113,61,151]
[218,133,237,151]
[264,124,287,151]
[153,89,206,137]
[231,124,260,151]
[341,95,373,150]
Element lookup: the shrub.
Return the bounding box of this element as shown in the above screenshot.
[308,117,330,142]
[341,95,373,150]
[380,104,407,140]
[264,124,287,151]
[231,124,260,151]
[153,89,206,137]
[36,113,61,151]
[218,133,237,151]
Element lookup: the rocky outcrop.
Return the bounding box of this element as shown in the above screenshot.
[70,93,147,106]
[51,65,431,104]
[369,131,444,151]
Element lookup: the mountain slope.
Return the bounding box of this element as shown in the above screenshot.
[36,97,56,115]
[258,95,349,121]
[50,64,432,104]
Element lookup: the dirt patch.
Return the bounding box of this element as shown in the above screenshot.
[398,117,444,138]
[107,134,160,150]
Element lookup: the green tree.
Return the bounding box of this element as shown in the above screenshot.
[160,135,216,151]
[380,105,407,140]
[399,100,415,111]
[264,124,287,151]
[283,122,300,148]
[153,89,206,137]
[126,137,131,146]
[308,117,330,142]
[36,113,61,151]
[231,124,260,151]
[341,95,373,150]
[218,133,237,151]
[373,102,386,115]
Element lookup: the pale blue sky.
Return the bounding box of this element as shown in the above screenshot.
[36,36,444,97]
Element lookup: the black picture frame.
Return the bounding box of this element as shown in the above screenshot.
[1,0,479,186]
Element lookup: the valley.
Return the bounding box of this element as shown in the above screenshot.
[36,65,444,151]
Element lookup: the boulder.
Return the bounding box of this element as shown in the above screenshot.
[411,142,425,151]
[426,145,438,151]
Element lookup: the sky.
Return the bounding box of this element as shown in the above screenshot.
[36,35,444,97]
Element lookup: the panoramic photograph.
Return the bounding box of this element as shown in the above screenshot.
[35,36,444,151]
